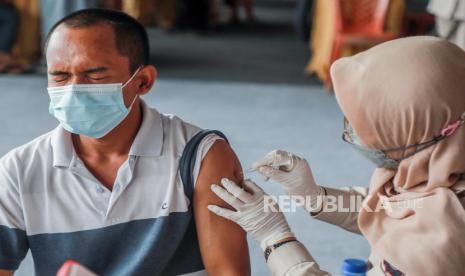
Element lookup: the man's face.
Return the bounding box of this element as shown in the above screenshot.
[46,24,139,105]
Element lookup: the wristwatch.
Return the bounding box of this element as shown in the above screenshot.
[264,237,297,262]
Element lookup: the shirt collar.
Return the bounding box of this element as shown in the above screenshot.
[128,100,164,157]
[51,100,164,167]
[51,126,74,167]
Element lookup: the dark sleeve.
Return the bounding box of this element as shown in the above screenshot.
[0,160,29,270]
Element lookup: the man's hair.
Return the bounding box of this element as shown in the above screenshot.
[45,8,150,73]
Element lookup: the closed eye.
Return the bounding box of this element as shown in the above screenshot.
[84,67,109,82]
[49,72,70,83]
[87,75,108,81]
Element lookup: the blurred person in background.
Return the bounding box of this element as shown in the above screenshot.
[0,0,22,73]
[226,0,256,24]
[407,0,430,13]
[102,0,121,10]
[293,0,313,40]
[0,1,18,59]
[428,0,465,50]
[39,0,99,46]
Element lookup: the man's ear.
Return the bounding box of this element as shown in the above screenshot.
[137,65,157,95]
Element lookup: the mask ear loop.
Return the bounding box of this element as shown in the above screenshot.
[397,111,465,161]
[121,66,144,109]
[122,66,143,88]
[441,111,465,137]
[127,92,140,111]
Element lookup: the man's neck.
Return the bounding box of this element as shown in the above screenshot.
[72,100,143,160]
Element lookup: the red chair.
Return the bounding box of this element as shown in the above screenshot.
[327,0,395,87]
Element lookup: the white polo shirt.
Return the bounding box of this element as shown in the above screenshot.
[0,100,222,275]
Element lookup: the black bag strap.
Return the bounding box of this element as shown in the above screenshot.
[180,130,229,201]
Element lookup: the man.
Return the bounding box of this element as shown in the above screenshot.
[428,0,465,50]
[0,9,250,276]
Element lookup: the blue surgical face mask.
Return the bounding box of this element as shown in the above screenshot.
[47,67,142,139]
[342,114,465,169]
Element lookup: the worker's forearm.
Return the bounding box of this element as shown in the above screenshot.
[267,241,330,276]
[311,186,368,234]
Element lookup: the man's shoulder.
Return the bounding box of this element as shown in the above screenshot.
[143,103,202,136]
[0,129,56,170]
[160,113,201,133]
[156,111,202,141]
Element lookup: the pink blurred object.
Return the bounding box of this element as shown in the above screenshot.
[56,260,98,276]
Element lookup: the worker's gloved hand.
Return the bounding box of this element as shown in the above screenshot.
[251,150,324,202]
[208,178,294,250]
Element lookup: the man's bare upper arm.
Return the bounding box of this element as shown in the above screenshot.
[193,139,251,276]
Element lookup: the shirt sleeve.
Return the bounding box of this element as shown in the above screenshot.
[192,134,225,185]
[311,186,368,235]
[266,241,331,276]
[0,157,29,270]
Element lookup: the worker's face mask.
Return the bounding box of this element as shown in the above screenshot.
[342,114,465,169]
[47,67,142,139]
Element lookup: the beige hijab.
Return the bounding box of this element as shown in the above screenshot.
[332,36,465,275]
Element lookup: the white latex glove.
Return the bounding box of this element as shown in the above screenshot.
[251,150,323,198]
[208,178,294,250]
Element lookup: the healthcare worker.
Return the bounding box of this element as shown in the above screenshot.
[208,36,465,275]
